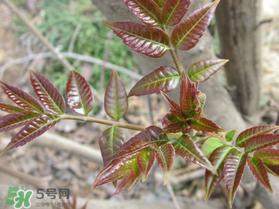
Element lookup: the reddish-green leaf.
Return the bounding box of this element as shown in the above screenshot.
[29,70,65,114]
[245,134,279,153]
[254,148,279,165]
[188,59,228,83]
[128,66,179,97]
[247,157,272,193]
[161,0,191,26]
[99,125,125,167]
[205,146,236,202]
[225,129,238,142]
[0,103,26,113]
[173,135,217,174]
[0,113,61,156]
[0,82,44,113]
[264,163,279,178]
[197,92,206,108]
[66,70,94,116]
[162,113,186,134]
[105,69,128,121]
[161,91,181,112]
[0,111,41,132]
[153,0,167,8]
[103,21,169,58]
[191,117,226,133]
[122,0,162,26]
[137,150,155,182]
[171,0,220,50]
[224,152,248,208]
[236,125,279,147]
[153,144,175,184]
[201,137,224,158]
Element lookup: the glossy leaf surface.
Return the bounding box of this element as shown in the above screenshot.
[128,66,179,97]
[0,113,61,156]
[66,70,94,116]
[103,21,169,58]
[171,0,220,50]
[236,125,279,147]
[122,0,162,26]
[173,135,216,174]
[0,111,40,132]
[247,157,272,193]
[0,82,44,113]
[201,137,224,158]
[99,126,125,166]
[0,103,25,113]
[245,134,279,153]
[188,59,228,83]
[254,148,279,165]
[29,70,65,114]
[225,129,238,142]
[224,152,248,207]
[191,117,226,133]
[137,150,155,182]
[105,69,128,120]
[205,146,235,202]
[161,0,191,26]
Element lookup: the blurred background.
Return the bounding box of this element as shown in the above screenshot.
[0,0,278,208]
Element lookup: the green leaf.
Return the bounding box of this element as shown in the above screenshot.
[128,66,179,97]
[224,152,248,208]
[103,21,169,58]
[247,157,273,193]
[201,137,224,158]
[190,117,226,133]
[225,129,238,142]
[122,0,162,26]
[254,148,279,165]
[105,69,128,120]
[153,0,167,8]
[236,125,279,147]
[264,163,279,178]
[188,59,228,83]
[171,0,220,50]
[137,150,156,182]
[29,70,65,114]
[0,82,44,113]
[161,0,191,26]
[99,126,126,166]
[205,146,236,202]
[173,135,217,174]
[0,113,61,156]
[245,134,279,153]
[0,103,26,113]
[197,92,206,108]
[66,70,94,116]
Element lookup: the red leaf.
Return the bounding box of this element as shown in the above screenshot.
[254,148,279,165]
[173,135,217,174]
[0,113,61,156]
[0,103,25,113]
[137,150,156,182]
[161,0,191,26]
[105,69,128,121]
[99,126,126,166]
[205,146,236,202]
[188,59,228,83]
[66,70,94,116]
[161,91,181,112]
[224,152,248,207]
[29,70,65,114]
[122,0,162,26]
[264,163,279,178]
[0,111,41,132]
[153,144,175,184]
[129,66,179,97]
[247,157,272,193]
[171,0,220,50]
[191,117,226,133]
[0,82,44,113]
[236,125,279,147]
[245,134,279,153]
[103,21,169,58]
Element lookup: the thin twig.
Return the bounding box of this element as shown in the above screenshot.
[68,22,82,52]
[166,182,182,209]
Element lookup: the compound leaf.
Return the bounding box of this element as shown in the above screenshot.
[161,0,191,26]
[0,82,44,113]
[128,66,179,97]
[0,113,61,156]
[137,150,156,182]
[103,21,169,58]
[29,70,65,114]
[0,103,25,113]
[66,70,94,116]
[105,69,128,121]
[191,117,226,133]
[254,148,279,165]
[188,59,228,83]
[171,0,220,50]
[245,134,279,153]
[236,125,279,147]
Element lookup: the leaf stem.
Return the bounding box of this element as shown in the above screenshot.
[61,114,146,132]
